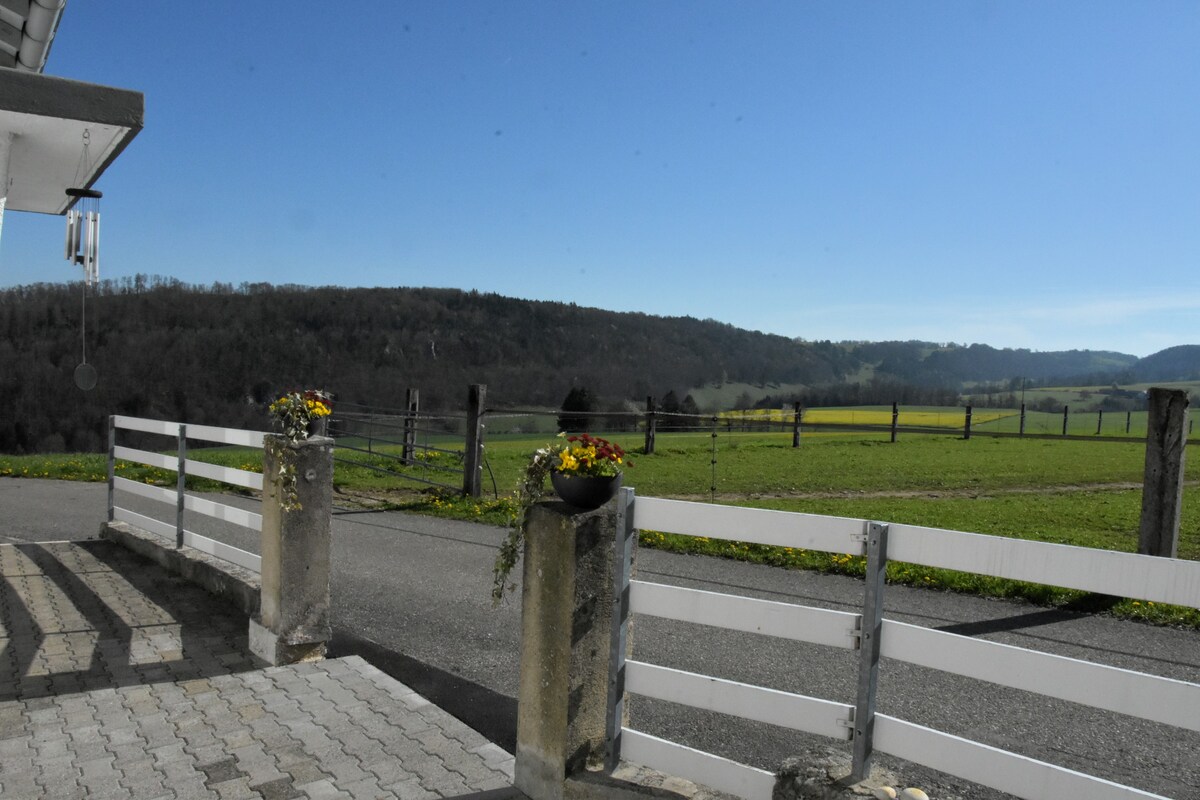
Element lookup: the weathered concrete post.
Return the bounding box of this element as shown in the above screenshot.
[1138,388,1190,558]
[889,402,899,443]
[515,498,628,800]
[250,435,334,665]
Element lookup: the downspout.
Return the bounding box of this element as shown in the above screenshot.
[17,0,66,73]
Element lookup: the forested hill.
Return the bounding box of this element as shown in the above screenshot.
[0,279,1191,453]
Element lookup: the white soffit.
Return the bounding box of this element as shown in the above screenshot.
[0,68,143,215]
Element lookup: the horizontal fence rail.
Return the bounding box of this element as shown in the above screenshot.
[620,728,778,800]
[633,497,864,555]
[880,620,1200,733]
[873,715,1166,800]
[109,416,265,574]
[627,660,853,742]
[888,523,1200,608]
[615,494,1196,800]
[630,580,859,650]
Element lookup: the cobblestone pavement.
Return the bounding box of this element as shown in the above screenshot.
[0,540,516,799]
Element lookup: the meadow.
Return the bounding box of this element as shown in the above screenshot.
[2,429,1197,625]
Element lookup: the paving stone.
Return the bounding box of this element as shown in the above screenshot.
[295,777,344,799]
[253,775,305,800]
[2,542,517,800]
[384,776,438,800]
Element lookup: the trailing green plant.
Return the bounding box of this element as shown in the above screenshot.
[266,389,332,511]
[491,433,632,604]
[491,444,555,604]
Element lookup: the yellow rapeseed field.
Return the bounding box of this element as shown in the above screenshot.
[721,407,1011,428]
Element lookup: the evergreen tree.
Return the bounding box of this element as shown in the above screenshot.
[558,386,594,432]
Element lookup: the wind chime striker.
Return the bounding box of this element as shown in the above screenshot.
[65,186,101,287]
[65,130,102,390]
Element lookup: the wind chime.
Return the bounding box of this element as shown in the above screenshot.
[65,130,101,390]
[64,186,101,286]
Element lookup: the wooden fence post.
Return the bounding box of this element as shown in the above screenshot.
[402,388,419,465]
[890,402,899,443]
[1062,405,1069,436]
[792,402,802,447]
[1126,411,1132,435]
[463,384,486,498]
[1138,388,1189,558]
[963,406,973,440]
[1096,409,1103,436]
[644,396,656,455]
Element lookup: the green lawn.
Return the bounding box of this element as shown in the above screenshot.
[3,430,1197,626]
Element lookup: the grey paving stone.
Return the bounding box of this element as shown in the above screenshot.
[3,542,517,800]
[383,775,438,800]
[252,775,305,800]
[296,777,345,799]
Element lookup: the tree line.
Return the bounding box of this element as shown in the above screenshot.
[1,278,1192,454]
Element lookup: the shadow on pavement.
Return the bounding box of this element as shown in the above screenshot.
[329,628,519,754]
[0,539,265,702]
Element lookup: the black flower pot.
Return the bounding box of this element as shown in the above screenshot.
[550,471,623,510]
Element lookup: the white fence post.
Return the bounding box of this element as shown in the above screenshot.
[850,521,888,782]
[175,423,187,549]
[106,415,115,522]
[605,487,636,771]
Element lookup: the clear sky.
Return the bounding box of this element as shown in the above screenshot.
[2,1,1197,357]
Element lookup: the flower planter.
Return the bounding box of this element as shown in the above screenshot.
[550,471,622,510]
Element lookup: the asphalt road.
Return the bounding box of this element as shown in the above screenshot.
[3,479,1199,799]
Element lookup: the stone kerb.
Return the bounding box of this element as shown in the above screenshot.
[249,434,334,666]
[515,498,626,800]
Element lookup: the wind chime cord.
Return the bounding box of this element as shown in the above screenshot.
[80,279,87,365]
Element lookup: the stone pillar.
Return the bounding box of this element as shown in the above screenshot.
[515,500,625,800]
[1138,388,1190,558]
[250,435,334,665]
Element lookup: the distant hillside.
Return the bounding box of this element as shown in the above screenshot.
[0,278,1192,453]
[1132,345,1200,382]
[863,341,1138,386]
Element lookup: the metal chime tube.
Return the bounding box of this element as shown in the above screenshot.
[65,188,102,286]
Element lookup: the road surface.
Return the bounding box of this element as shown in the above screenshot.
[3,479,1198,799]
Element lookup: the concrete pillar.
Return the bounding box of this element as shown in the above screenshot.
[1138,388,1190,558]
[515,500,626,800]
[250,434,334,665]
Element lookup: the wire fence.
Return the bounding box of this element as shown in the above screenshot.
[325,392,1197,499]
[327,402,469,495]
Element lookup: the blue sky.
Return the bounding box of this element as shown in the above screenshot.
[2,1,1197,357]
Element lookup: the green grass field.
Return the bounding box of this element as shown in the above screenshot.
[3,427,1197,626]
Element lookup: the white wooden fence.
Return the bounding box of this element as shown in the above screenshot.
[610,492,1200,800]
[107,415,266,573]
